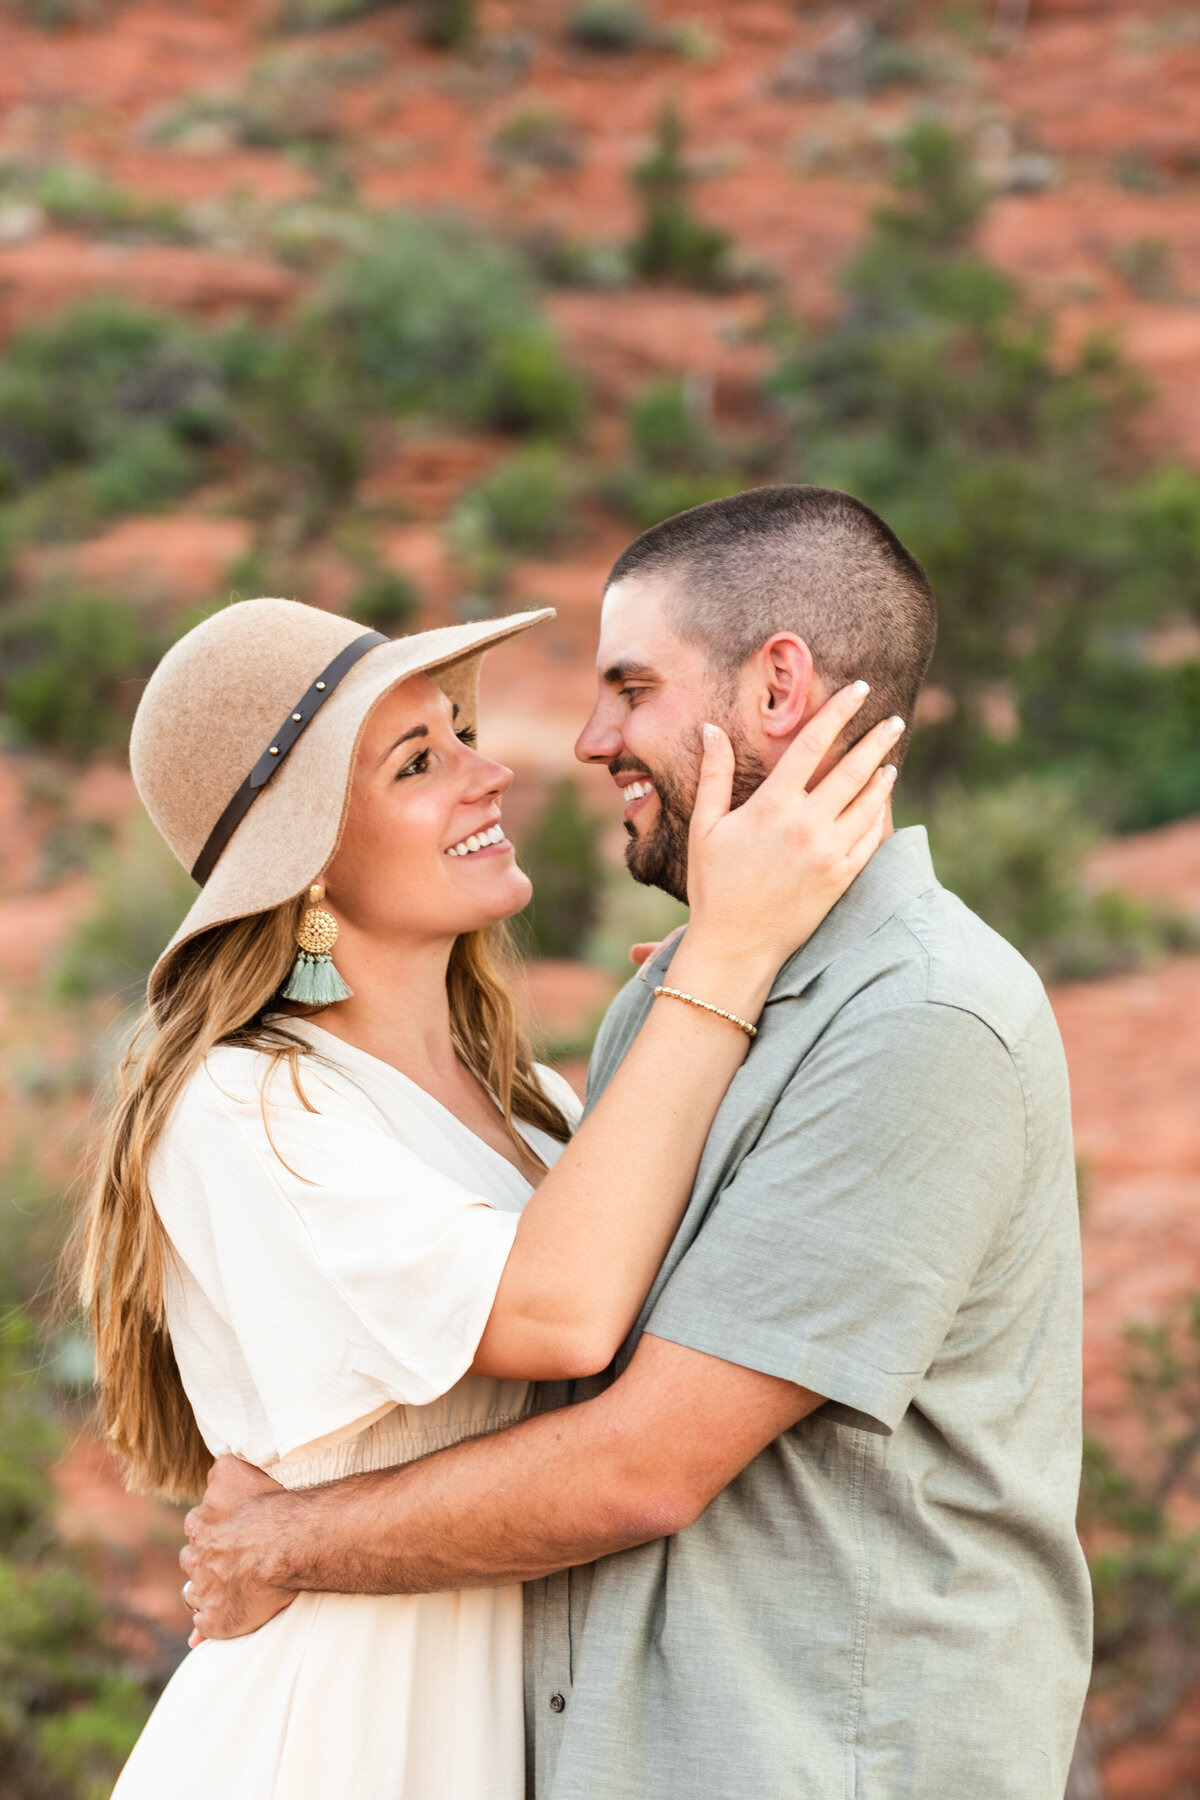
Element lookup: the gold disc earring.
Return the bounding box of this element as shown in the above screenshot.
[281,884,353,1005]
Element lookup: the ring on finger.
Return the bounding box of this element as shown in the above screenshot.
[182,1579,200,1613]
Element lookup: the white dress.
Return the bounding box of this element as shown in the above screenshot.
[112,1018,581,1800]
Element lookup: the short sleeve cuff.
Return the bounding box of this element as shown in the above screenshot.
[646,1301,918,1434]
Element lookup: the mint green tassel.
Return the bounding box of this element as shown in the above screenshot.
[282,951,353,1005]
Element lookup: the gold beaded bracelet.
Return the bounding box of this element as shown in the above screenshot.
[652,984,758,1039]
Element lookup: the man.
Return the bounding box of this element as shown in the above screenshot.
[184,486,1091,1797]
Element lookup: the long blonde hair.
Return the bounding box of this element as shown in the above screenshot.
[79,903,570,1502]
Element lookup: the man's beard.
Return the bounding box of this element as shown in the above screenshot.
[617,723,768,904]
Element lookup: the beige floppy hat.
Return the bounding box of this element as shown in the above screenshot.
[131,597,553,1000]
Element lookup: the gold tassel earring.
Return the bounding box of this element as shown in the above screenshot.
[282,885,353,1005]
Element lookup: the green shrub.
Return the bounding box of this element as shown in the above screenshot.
[315,215,529,410]
[54,812,196,1003]
[631,103,730,287]
[771,116,1200,823]
[923,776,1197,980]
[1075,1297,1200,1781]
[465,328,587,437]
[237,321,365,535]
[1117,460,1200,620]
[267,199,377,271]
[313,215,586,434]
[585,861,688,977]
[1019,655,1200,833]
[0,300,234,527]
[0,1314,58,1553]
[0,594,159,758]
[88,422,200,516]
[223,545,269,601]
[613,469,744,531]
[861,39,935,90]
[417,0,474,49]
[661,17,720,61]
[23,163,191,242]
[491,105,583,171]
[0,1147,69,1320]
[0,1313,151,1799]
[771,20,937,99]
[239,55,342,148]
[153,56,343,152]
[482,450,572,550]
[0,0,96,24]
[606,377,745,526]
[350,567,419,632]
[519,228,632,289]
[457,448,577,556]
[279,0,389,28]
[1112,148,1169,193]
[38,1676,152,1797]
[445,508,509,595]
[1111,234,1174,301]
[567,0,650,50]
[629,376,715,472]
[36,814,110,888]
[521,778,604,958]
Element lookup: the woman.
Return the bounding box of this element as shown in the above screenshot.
[87,597,898,1800]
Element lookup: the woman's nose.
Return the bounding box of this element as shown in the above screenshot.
[463,750,513,799]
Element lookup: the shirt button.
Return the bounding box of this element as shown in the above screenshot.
[549,1692,566,1714]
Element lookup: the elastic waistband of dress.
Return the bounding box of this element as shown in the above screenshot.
[271,1411,533,1491]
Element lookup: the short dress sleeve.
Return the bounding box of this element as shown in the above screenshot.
[151,1047,521,1462]
[533,1063,584,1134]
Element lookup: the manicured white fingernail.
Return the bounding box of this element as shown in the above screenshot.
[852,680,870,696]
[883,764,898,783]
[888,716,905,735]
[702,722,719,744]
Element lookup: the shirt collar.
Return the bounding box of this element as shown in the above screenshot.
[639,826,938,1003]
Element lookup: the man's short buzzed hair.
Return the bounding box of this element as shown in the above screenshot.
[606,485,937,763]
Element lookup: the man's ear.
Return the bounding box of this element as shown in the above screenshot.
[757,634,816,739]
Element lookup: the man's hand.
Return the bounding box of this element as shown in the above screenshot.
[181,1456,295,1647]
[631,923,687,978]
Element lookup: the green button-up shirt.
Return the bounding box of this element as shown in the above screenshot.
[525,827,1091,1800]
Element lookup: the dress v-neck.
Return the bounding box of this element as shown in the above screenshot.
[272,1015,547,1188]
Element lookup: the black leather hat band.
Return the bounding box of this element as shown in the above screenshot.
[191,630,388,887]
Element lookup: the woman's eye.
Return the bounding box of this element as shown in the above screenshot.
[397,727,474,779]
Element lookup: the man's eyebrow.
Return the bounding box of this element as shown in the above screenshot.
[602,660,658,686]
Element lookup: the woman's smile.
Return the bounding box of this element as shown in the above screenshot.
[445,824,511,859]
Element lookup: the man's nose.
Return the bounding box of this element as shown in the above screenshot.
[574,707,623,765]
